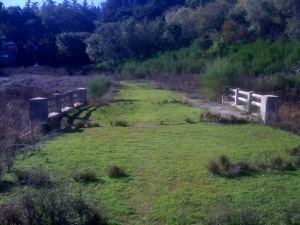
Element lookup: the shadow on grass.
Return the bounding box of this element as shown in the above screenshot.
[112,99,138,104]
[0,180,15,192]
[66,106,98,125]
[110,173,132,182]
[80,177,106,185]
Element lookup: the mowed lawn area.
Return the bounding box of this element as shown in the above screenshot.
[3,82,300,225]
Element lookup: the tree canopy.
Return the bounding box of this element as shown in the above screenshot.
[0,0,299,66]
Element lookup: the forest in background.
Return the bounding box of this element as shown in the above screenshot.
[0,0,299,103]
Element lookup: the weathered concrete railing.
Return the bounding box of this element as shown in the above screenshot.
[29,88,87,123]
[222,88,279,123]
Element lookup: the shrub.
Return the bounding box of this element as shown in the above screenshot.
[227,162,249,178]
[107,166,125,178]
[288,145,300,156]
[271,157,284,171]
[121,46,205,79]
[251,161,268,171]
[73,170,98,183]
[185,117,196,124]
[0,189,107,225]
[114,120,129,127]
[87,76,111,100]
[204,203,262,225]
[208,157,253,178]
[14,169,52,188]
[283,162,296,171]
[226,40,300,75]
[218,155,230,172]
[207,161,220,176]
[202,58,238,98]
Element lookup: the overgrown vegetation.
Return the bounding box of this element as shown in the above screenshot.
[73,169,98,183]
[14,168,52,188]
[200,112,248,124]
[107,166,125,178]
[203,203,263,225]
[87,76,111,103]
[208,154,299,178]
[0,189,107,225]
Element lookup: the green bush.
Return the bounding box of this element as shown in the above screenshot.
[224,40,300,74]
[121,44,206,78]
[107,166,125,178]
[87,76,111,99]
[202,58,237,97]
[73,170,98,183]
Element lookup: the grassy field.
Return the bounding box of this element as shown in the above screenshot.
[2,82,300,225]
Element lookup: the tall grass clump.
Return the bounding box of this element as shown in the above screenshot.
[87,76,111,101]
[202,58,237,98]
[204,203,263,225]
[0,189,107,225]
[14,169,52,188]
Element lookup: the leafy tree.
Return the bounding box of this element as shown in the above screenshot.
[56,32,90,64]
[222,20,247,44]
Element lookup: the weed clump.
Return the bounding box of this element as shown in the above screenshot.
[0,189,107,225]
[114,121,129,127]
[73,170,98,183]
[204,203,263,225]
[14,169,52,188]
[288,145,300,156]
[218,155,230,171]
[107,166,125,178]
[200,112,248,124]
[208,153,300,178]
[185,117,196,124]
[207,161,220,176]
[87,76,111,103]
[271,157,284,171]
[208,156,251,178]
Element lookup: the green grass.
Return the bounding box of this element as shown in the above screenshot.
[1,82,300,225]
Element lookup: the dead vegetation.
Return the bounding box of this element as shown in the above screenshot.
[208,154,299,178]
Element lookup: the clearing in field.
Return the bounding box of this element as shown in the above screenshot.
[4,82,300,225]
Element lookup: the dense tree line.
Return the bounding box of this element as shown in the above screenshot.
[0,0,300,67]
[0,0,99,66]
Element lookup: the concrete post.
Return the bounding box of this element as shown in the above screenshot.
[247,91,254,113]
[260,95,279,124]
[68,91,74,107]
[29,97,48,122]
[53,94,62,113]
[234,88,240,105]
[77,88,88,105]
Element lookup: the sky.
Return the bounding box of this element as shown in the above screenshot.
[1,0,104,7]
